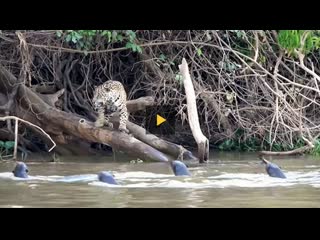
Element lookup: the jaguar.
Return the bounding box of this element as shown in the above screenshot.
[92,80,129,133]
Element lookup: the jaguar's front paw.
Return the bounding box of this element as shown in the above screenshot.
[94,120,104,128]
[106,122,114,129]
[119,126,129,134]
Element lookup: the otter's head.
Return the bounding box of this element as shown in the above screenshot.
[98,171,118,185]
[12,162,29,178]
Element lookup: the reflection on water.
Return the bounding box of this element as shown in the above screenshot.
[0,151,320,207]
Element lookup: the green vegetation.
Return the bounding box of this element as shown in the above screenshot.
[56,30,142,53]
[310,140,320,156]
[218,128,259,151]
[0,141,15,159]
[218,130,320,156]
[278,30,320,57]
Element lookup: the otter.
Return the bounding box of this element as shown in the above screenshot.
[260,157,286,179]
[12,162,29,178]
[98,171,118,185]
[170,160,191,176]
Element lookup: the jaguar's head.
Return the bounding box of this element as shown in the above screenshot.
[92,81,120,111]
[92,86,107,111]
[92,97,104,112]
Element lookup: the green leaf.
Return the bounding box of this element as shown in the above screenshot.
[74,32,82,39]
[112,31,118,42]
[4,141,15,150]
[66,34,72,42]
[89,30,96,36]
[131,44,137,52]
[175,74,183,82]
[107,31,112,42]
[126,30,136,38]
[71,35,77,43]
[125,42,133,49]
[197,48,202,56]
[126,30,136,43]
[116,35,123,42]
[101,30,108,36]
[136,45,142,53]
[0,141,4,148]
[56,30,63,37]
[159,54,166,61]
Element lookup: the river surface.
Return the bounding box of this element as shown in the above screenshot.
[0,151,320,208]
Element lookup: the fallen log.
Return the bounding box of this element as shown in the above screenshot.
[126,96,155,113]
[0,64,183,162]
[259,144,314,156]
[109,108,198,161]
[259,136,315,156]
[126,121,198,161]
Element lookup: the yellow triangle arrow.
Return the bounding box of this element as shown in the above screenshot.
[156,114,166,126]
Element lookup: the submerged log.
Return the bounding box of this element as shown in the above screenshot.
[0,64,194,162]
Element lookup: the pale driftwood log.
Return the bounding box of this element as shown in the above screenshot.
[179,58,209,163]
[14,119,18,159]
[259,146,313,156]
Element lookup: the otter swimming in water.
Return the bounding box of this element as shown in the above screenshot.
[170,160,191,176]
[260,157,286,179]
